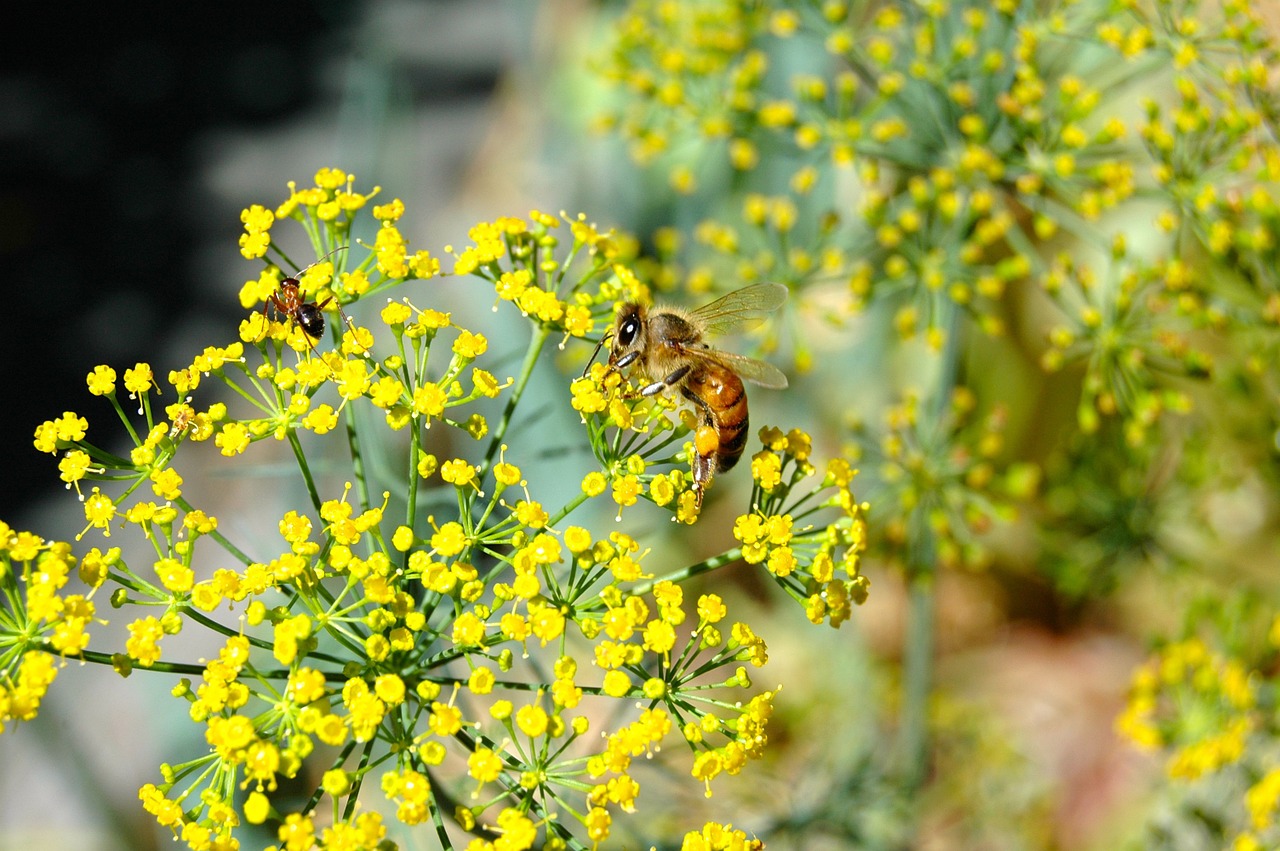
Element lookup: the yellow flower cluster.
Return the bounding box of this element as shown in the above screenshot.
[594,0,1264,442]
[680,821,763,851]
[3,170,874,849]
[0,526,97,733]
[851,389,1038,573]
[1116,635,1280,846]
[1117,637,1255,766]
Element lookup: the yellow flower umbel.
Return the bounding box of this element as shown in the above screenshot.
[0,527,96,731]
[1115,632,1278,847]
[1118,637,1257,772]
[6,169,875,850]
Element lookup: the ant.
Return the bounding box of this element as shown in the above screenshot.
[266,246,351,352]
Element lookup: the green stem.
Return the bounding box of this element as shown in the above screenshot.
[478,325,552,479]
[899,532,936,796]
[404,421,422,573]
[287,430,324,517]
[626,548,743,599]
[342,742,376,821]
[899,298,962,814]
[341,352,373,520]
[174,496,254,566]
[41,632,349,677]
[546,490,590,528]
[345,404,373,519]
[107,394,143,447]
[50,646,208,676]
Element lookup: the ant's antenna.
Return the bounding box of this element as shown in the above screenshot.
[294,245,349,277]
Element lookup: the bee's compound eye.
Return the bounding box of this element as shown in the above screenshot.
[617,317,640,347]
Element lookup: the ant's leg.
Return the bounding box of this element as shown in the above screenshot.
[337,306,370,355]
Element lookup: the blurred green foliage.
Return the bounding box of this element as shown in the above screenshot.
[585,0,1280,846]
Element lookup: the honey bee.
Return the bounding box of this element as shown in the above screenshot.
[589,283,789,507]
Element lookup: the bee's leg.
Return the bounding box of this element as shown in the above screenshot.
[690,450,716,507]
[690,422,721,508]
[613,350,641,370]
[639,364,691,397]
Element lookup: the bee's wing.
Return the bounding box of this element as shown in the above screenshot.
[691,348,790,389]
[689,283,788,335]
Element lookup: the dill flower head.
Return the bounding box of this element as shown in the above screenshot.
[3,169,871,851]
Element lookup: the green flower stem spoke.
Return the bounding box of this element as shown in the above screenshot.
[106,395,143,446]
[172,497,253,566]
[404,423,423,572]
[627,548,743,599]
[344,397,373,520]
[899,298,961,808]
[341,740,377,822]
[479,325,552,479]
[286,430,324,517]
[900,535,936,798]
[48,646,208,676]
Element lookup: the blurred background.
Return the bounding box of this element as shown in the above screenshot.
[6,1,1280,849]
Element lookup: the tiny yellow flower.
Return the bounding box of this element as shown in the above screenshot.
[302,404,340,435]
[413,383,448,418]
[564,526,592,554]
[83,488,117,535]
[612,474,642,508]
[215,422,252,457]
[472,368,503,398]
[515,704,549,738]
[391,525,415,552]
[468,746,503,784]
[453,330,488,359]
[602,669,632,698]
[58,450,95,490]
[493,460,522,487]
[55,412,89,443]
[86,365,117,396]
[431,521,468,556]
[417,453,438,480]
[468,667,495,695]
[369,376,405,409]
[123,363,155,396]
[441,459,477,487]
[513,500,548,529]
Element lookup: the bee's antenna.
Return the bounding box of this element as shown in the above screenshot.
[581,332,613,378]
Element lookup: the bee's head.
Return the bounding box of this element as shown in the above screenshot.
[610,303,647,363]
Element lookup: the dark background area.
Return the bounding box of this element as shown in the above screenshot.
[0,1,507,522]
[0,4,351,520]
